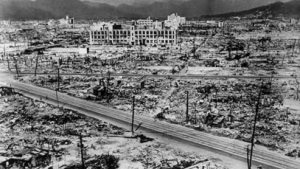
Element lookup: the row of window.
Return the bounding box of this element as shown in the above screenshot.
[93,40,129,42]
[92,30,176,35]
[92,35,175,39]
[92,39,175,44]
[92,31,131,35]
[135,35,175,38]
[93,36,129,39]
[142,40,174,44]
[137,21,153,23]
[135,30,175,35]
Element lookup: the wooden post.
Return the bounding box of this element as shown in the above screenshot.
[6,55,11,72]
[248,84,263,169]
[56,90,59,108]
[57,66,60,91]
[79,133,85,169]
[107,71,110,103]
[186,91,189,123]
[132,96,135,134]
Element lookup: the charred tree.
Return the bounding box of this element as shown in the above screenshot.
[34,54,40,77]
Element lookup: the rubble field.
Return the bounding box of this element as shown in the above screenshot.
[0,88,228,169]
[18,75,173,116]
[3,28,300,78]
[17,75,300,158]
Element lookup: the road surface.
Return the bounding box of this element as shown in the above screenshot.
[7,71,297,80]
[8,80,300,169]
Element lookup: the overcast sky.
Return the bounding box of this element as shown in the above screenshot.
[83,0,188,6]
[84,0,291,6]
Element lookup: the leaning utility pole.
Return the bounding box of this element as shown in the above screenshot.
[79,133,85,169]
[186,91,189,123]
[247,81,264,169]
[132,96,135,134]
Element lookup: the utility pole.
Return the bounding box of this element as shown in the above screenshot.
[247,82,263,169]
[107,71,110,103]
[6,54,11,72]
[79,133,85,169]
[56,89,59,108]
[57,57,62,91]
[193,37,196,58]
[4,46,11,72]
[132,96,135,134]
[215,85,219,108]
[57,65,60,91]
[291,39,297,60]
[3,45,5,62]
[186,91,189,123]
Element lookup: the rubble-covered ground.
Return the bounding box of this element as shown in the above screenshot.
[3,30,300,78]
[17,75,300,159]
[18,75,173,116]
[0,89,228,169]
[163,78,300,157]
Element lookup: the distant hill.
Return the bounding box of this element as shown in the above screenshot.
[117,0,289,18]
[0,0,292,20]
[0,0,141,20]
[207,0,300,18]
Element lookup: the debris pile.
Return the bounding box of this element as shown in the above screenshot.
[0,91,229,169]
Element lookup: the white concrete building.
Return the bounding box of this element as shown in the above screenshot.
[136,17,153,27]
[90,22,178,46]
[0,20,11,26]
[165,13,186,29]
[59,15,75,25]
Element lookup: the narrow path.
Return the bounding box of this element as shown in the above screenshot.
[154,65,188,116]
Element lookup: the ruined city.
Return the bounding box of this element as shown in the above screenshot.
[0,0,300,169]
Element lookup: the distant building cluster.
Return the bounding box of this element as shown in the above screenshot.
[48,15,75,26]
[59,15,75,25]
[136,17,154,27]
[183,20,224,28]
[0,20,11,26]
[164,13,186,29]
[89,13,185,46]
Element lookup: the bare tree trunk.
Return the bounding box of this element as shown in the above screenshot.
[296,78,299,100]
[282,54,286,65]
[6,56,11,72]
[24,56,30,67]
[291,39,296,60]
[297,85,299,100]
[34,54,40,77]
[12,55,19,76]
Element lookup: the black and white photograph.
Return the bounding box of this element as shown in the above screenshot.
[0,0,300,169]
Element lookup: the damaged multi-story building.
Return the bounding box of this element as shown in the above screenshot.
[89,14,183,46]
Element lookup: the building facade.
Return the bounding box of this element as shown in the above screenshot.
[59,15,75,25]
[0,20,11,26]
[136,17,153,27]
[165,13,186,29]
[89,22,178,46]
